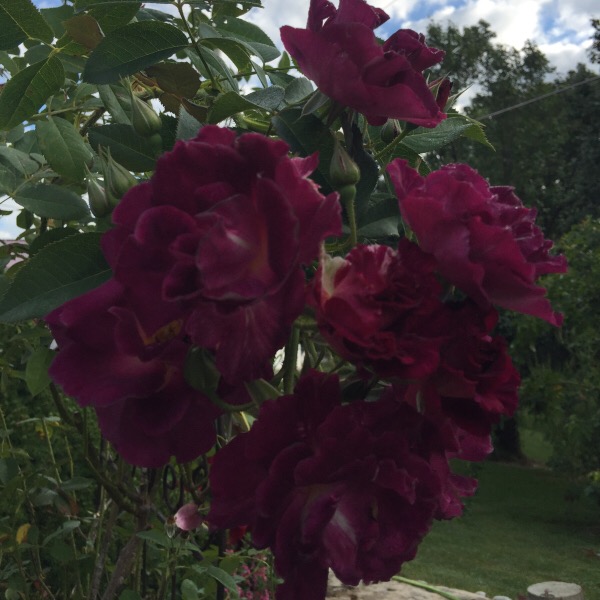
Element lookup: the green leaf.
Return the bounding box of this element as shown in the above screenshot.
[0,232,110,323]
[29,227,79,255]
[83,21,188,84]
[272,108,334,193]
[14,184,90,220]
[118,591,142,600]
[136,530,172,548]
[0,146,40,175]
[187,46,237,91]
[0,55,65,130]
[25,346,53,396]
[208,87,284,124]
[88,123,157,171]
[0,163,18,194]
[97,83,132,124]
[42,520,81,546]
[0,458,19,485]
[284,77,313,105]
[176,105,202,141]
[204,565,239,598]
[40,5,74,38]
[0,0,53,51]
[89,3,141,34]
[460,116,494,150]
[401,116,477,154]
[358,195,401,239]
[63,14,104,50]
[60,476,94,491]
[36,117,93,182]
[181,580,199,600]
[214,16,279,63]
[146,62,200,98]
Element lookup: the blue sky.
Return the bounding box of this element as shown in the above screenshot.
[33,0,597,75]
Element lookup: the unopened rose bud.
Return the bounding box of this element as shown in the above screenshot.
[381,119,402,144]
[99,147,137,201]
[330,139,360,190]
[174,502,203,532]
[430,77,453,112]
[85,168,111,217]
[148,132,163,155]
[130,88,163,137]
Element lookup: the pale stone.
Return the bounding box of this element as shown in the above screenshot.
[527,581,583,600]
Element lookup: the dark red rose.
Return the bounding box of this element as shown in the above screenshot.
[388,159,567,325]
[280,0,446,127]
[394,301,520,462]
[103,126,341,384]
[208,370,473,600]
[46,280,219,467]
[309,240,445,379]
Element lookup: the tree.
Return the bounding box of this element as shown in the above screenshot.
[512,219,600,500]
[427,22,600,241]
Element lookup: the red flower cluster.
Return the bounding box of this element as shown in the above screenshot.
[280,0,446,127]
[208,159,564,598]
[208,371,477,600]
[388,159,567,325]
[47,126,341,467]
[44,2,566,595]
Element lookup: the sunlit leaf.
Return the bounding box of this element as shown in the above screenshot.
[0,56,65,130]
[83,21,188,84]
[0,0,53,51]
[14,184,90,220]
[0,233,110,322]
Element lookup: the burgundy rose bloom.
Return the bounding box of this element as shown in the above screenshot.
[280,0,446,127]
[208,370,474,600]
[388,159,567,325]
[309,240,445,379]
[46,280,220,467]
[396,301,520,462]
[103,126,341,384]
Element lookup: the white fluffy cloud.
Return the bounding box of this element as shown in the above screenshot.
[248,0,597,75]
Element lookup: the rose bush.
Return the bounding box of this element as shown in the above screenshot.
[280,0,446,126]
[0,0,572,597]
[388,159,568,325]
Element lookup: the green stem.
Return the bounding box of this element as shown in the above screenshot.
[374,129,409,162]
[392,576,462,600]
[343,188,358,247]
[283,327,300,395]
[49,385,143,516]
[176,1,217,89]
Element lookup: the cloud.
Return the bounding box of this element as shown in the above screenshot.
[248,0,597,75]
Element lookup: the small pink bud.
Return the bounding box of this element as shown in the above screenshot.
[174,502,202,531]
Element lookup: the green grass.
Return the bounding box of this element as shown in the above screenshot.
[520,427,554,465]
[401,462,600,599]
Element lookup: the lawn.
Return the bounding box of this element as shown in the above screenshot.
[401,461,600,599]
